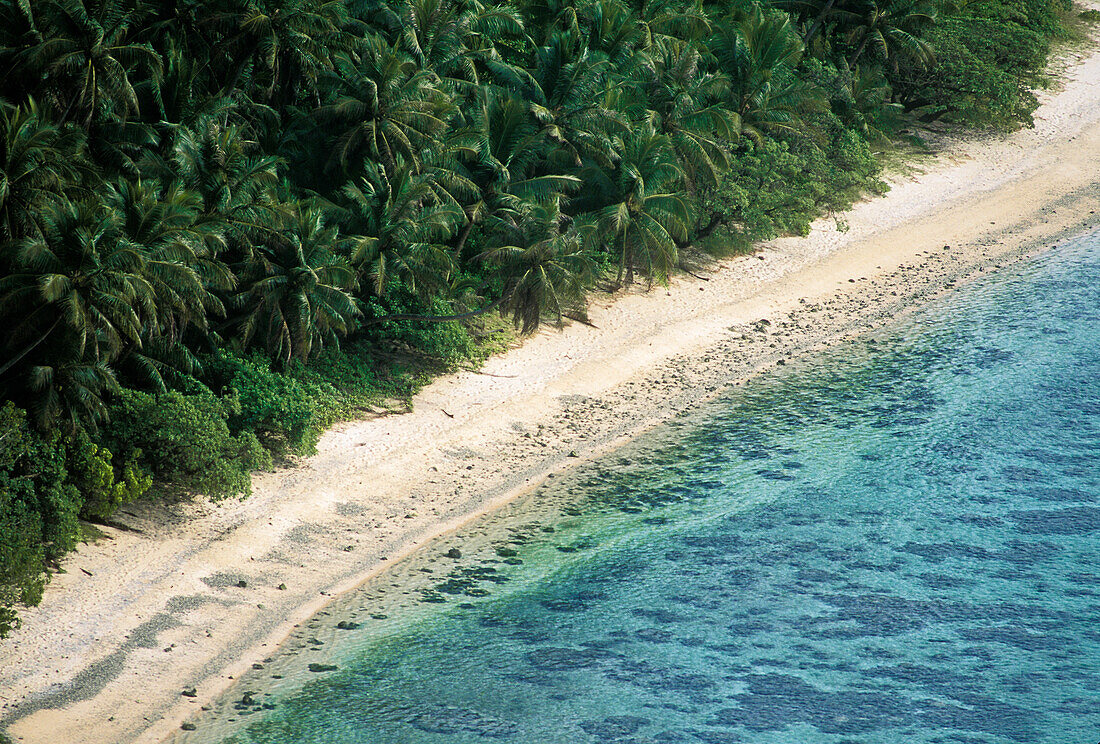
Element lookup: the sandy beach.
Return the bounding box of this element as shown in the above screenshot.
[2,27,1100,744]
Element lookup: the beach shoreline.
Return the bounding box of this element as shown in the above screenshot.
[2,31,1100,744]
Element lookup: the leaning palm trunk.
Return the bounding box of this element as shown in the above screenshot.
[804,0,837,46]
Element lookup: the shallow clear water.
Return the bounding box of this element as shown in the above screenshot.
[197,231,1100,744]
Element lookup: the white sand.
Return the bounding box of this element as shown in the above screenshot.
[2,28,1099,744]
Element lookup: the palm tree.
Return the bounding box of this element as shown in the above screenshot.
[636,0,712,45]
[232,203,359,363]
[317,35,457,176]
[637,40,738,189]
[0,101,89,242]
[20,356,120,430]
[15,0,162,127]
[843,0,935,70]
[709,6,827,142]
[166,118,286,259]
[580,0,650,70]
[0,199,157,424]
[214,0,357,104]
[592,125,690,285]
[107,178,231,340]
[341,159,463,300]
[478,198,593,333]
[456,89,582,253]
[529,29,623,169]
[396,0,527,91]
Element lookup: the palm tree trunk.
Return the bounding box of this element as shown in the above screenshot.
[361,296,505,326]
[678,212,725,253]
[454,218,476,256]
[804,0,837,46]
[0,316,62,378]
[848,34,871,68]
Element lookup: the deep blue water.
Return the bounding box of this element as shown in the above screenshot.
[192,230,1100,744]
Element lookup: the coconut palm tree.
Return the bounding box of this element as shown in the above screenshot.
[592,125,690,285]
[317,35,457,176]
[843,0,935,71]
[214,0,357,104]
[637,40,738,189]
[529,29,623,169]
[0,199,157,425]
[15,0,162,127]
[341,159,463,300]
[167,118,286,259]
[0,101,89,242]
[477,198,593,333]
[709,6,827,142]
[396,0,527,92]
[455,89,582,253]
[232,203,359,363]
[106,178,231,339]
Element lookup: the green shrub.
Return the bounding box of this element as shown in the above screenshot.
[360,285,481,365]
[0,404,82,636]
[66,428,152,521]
[701,125,884,252]
[105,390,271,499]
[0,471,47,636]
[890,0,1064,127]
[205,354,332,456]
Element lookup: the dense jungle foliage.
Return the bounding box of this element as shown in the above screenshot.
[0,0,1070,634]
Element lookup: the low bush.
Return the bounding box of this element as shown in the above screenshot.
[104,390,271,500]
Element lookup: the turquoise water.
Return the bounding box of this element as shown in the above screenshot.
[197,231,1100,744]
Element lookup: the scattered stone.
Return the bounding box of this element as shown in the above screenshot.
[336,620,361,630]
[181,688,197,698]
[236,580,248,588]
[445,548,462,559]
[180,722,197,731]
[308,663,338,673]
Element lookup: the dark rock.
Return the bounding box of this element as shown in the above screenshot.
[181,688,197,698]
[445,548,462,559]
[180,722,197,731]
[308,663,338,672]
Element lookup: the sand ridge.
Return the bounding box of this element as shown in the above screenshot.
[2,27,1100,744]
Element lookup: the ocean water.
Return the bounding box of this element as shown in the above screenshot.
[186,230,1100,744]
